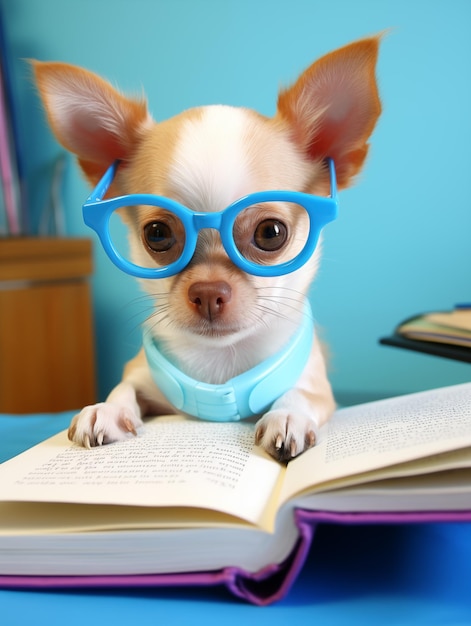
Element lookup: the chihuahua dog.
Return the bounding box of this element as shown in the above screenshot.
[33,36,381,461]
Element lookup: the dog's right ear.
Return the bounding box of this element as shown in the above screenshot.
[32,61,152,189]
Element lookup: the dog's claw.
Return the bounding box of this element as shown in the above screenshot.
[305,430,316,448]
[254,425,265,445]
[123,418,137,435]
[68,423,77,441]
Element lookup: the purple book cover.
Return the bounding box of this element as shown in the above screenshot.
[1,509,470,605]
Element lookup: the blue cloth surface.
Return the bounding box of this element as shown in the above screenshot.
[0,412,470,625]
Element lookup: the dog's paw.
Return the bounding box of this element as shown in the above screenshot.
[68,402,142,448]
[255,410,318,462]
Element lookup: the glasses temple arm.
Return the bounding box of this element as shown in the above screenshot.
[326,157,338,201]
[85,160,120,203]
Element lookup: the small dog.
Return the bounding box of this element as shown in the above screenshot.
[33,36,381,461]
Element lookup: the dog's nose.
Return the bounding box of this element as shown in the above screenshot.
[188,281,232,321]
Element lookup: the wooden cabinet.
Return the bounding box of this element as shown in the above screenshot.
[0,238,96,413]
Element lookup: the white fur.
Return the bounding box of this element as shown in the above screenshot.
[169,106,255,212]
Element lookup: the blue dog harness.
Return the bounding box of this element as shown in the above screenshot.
[143,301,314,422]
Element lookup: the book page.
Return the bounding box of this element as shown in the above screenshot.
[0,416,284,531]
[399,318,471,347]
[427,310,471,332]
[280,383,471,504]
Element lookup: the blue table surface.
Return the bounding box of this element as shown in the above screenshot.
[1,412,470,626]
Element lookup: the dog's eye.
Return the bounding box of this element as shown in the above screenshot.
[253,219,288,251]
[143,221,175,252]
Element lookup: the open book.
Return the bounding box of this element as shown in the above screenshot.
[397,307,471,349]
[0,383,471,604]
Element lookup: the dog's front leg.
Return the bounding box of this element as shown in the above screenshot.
[68,350,170,448]
[255,337,335,462]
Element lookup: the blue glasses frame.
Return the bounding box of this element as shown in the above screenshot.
[82,158,338,278]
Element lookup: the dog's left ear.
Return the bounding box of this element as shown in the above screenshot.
[276,36,382,189]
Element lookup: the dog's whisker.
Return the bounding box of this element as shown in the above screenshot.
[255,299,306,320]
[145,310,174,334]
[254,289,307,309]
[122,297,173,336]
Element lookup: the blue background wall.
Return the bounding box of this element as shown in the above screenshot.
[2,0,470,404]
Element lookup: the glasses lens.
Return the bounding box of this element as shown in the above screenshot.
[109,206,186,270]
[232,202,310,267]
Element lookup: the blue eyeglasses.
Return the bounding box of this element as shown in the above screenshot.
[82,158,338,278]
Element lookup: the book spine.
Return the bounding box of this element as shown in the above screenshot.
[0,8,25,236]
[0,61,20,235]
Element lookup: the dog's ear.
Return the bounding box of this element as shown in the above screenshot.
[32,61,152,190]
[276,36,381,189]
